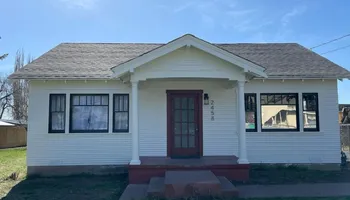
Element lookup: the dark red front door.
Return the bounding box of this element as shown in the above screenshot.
[167,90,202,158]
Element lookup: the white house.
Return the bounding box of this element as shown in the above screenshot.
[9,34,350,182]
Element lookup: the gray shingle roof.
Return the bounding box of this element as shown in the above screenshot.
[9,42,350,79]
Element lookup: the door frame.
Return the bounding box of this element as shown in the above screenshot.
[166,90,203,158]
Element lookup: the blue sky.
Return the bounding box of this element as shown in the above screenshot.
[1,0,350,103]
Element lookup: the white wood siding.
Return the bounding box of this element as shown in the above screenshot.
[133,47,245,81]
[245,79,340,164]
[138,80,238,157]
[27,79,341,166]
[27,80,132,166]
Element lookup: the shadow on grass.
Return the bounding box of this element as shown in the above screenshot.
[2,174,127,200]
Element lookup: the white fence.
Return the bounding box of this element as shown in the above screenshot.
[340,124,350,160]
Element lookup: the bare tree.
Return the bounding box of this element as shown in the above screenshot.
[0,76,12,118]
[0,36,8,61]
[12,50,33,123]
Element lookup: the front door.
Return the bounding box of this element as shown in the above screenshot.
[167,90,202,158]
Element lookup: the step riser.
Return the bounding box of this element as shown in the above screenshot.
[129,166,249,184]
[145,171,239,198]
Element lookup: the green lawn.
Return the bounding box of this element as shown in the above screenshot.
[1,148,350,200]
[0,148,26,198]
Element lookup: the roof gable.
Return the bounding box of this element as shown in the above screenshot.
[111,34,267,78]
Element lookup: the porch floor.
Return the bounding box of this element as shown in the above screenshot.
[140,156,239,166]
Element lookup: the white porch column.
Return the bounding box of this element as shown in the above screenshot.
[237,80,249,164]
[130,80,141,165]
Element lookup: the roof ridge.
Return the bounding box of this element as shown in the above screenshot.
[60,42,164,45]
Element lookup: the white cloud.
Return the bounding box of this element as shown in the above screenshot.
[226,9,256,17]
[59,0,98,10]
[281,6,307,26]
[173,2,196,13]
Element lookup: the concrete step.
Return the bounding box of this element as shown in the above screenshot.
[119,184,148,200]
[164,170,221,198]
[217,176,239,197]
[147,177,165,197]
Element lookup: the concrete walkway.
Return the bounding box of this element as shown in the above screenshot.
[237,183,350,198]
[120,183,350,199]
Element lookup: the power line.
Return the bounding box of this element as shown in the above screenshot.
[320,44,350,55]
[310,33,350,50]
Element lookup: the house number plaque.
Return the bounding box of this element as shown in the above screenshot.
[210,100,215,121]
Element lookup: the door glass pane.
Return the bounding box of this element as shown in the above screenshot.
[189,123,195,135]
[182,123,188,135]
[174,98,181,109]
[189,110,194,122]
[182,110,188,122]
[189,98,194,109]
[189,135,195,148]
[175,136,181,148]
[181,98,187,109]
[174,123,181,135]
[182,135,188,148]
[175,110,181,122]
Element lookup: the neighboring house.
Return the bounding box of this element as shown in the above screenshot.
[9,34,350,179]
[339,104,350,124]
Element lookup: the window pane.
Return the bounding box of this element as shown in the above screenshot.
[275,95,282,104]
[182,135,188,148]
[303,94,317,111]
[189,98,194,109]
[51,112,65,130]
[189,136,195,148]
[245,111,255,129]
[189,123,195,135]
[174,123,181,135]
[182,110,188,122]
[114,96,119,111]
[114,112,128,131]
[101,95,108,106]
[119,96,124,111]
[261,95,267,105]
[261,105,297,129]
[182,123,188,135]
[189,110,194,122]
[282,95,289,104]
[303,111,317,129]
[288,95,296,104]
[174,98,181,109]
[71,106,108,131]
[60,96,65,112]
[51,96,57,111]
[267,95,275,105]
[94,96,101,105]
[56,96,61,111]
[86,96,92,105]
[73,96,80,105]
[175,136,181,148]
[123,96,128,111]
[175,110,181,122]
[79,96,86,105]
[181,98,188,109]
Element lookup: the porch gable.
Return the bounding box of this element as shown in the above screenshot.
[111,34,267,80]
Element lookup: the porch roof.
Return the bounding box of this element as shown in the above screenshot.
[9,34,350,80]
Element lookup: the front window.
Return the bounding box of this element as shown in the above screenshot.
[261,93,299,131]
[49,94,66,133]
[245,93,257,132]
[113,94,129,132]
[302,93,319,131]
[70,94,109,133]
